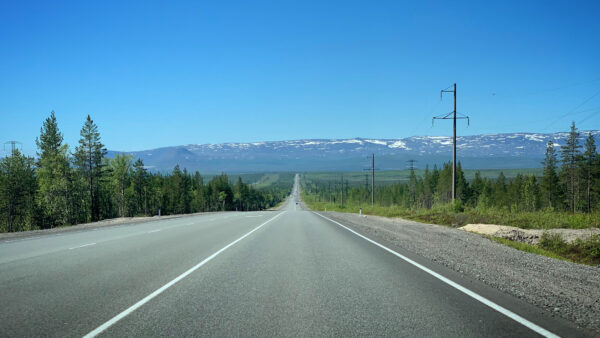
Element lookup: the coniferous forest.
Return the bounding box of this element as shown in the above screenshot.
[0,112,289,232]
[302,122,600,229]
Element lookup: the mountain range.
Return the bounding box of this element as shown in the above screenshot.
[107,131,600,172]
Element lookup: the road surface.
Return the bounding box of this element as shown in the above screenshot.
[0,175,587,337]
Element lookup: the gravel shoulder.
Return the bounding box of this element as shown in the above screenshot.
[318,210,600,334]
[0,212,220,242]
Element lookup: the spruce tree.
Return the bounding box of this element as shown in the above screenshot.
[36,111,70,228]
[132,159,148,215]
[541,140,561,209]
[109,153,133,217]
[0,150,37,232]
[560,121,581,213]
[73,115,107,222]
[582,132,598,212]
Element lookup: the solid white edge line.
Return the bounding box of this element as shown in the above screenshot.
[313,212,559,338]
[83,211,285,338]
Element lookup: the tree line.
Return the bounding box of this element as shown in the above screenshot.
[0,112,288,232]
[303,122,599,214]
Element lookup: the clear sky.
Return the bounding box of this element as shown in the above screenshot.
[1,0,599,155]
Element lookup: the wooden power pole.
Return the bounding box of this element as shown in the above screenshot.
[433,83,469,202]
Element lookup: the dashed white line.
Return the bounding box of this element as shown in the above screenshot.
[69,242,96,250]
[147,229,162,233]
[83,211,286,338]
[313,212,559,338]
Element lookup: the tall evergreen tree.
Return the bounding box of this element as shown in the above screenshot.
[541,140,561,209]
[73,115,107,222]
[109,153,133,217]
[131,159,148,215]
[582,132,598,212]
[560,121,581,213]
[35,111,71,228]
[0,150,37,232]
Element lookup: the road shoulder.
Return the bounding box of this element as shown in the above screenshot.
[317,210,600,336]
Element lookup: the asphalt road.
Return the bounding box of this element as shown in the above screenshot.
[0,176,587,337]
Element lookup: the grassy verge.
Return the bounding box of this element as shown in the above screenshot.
[485,236,567,261]
[302,195,600,230]
[302,192,600,266]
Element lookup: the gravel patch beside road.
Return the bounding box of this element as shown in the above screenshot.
[319,211,600,334]
[0,212,217,242]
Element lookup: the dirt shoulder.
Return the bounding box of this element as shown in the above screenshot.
[320,211,600,334]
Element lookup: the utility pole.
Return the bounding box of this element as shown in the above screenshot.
[407,159,417,172]
[433,83,469,202]
[3,141,22,154]
[363,153,378,205]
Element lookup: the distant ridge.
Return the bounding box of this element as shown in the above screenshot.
[107,131,600,172]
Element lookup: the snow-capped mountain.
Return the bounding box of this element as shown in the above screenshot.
[108,131,600,172]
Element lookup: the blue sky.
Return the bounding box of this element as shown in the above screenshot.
[1,0,599,155]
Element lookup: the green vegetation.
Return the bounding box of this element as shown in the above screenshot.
[303,168,543,186]
[484,234,600,266]
[485,236,566,262]
[302,122,599,228]
[301,121,600,264]
[302,197,600,229]
[538,232,600,265]
[0,112,292,233]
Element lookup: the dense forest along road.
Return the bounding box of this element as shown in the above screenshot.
[0,175,587,337]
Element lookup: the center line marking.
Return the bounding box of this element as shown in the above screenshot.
[148,229,162,233]
[313,212,559,338]
[83,211,286,338]
[69,242,96,250]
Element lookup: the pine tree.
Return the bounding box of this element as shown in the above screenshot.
[541,140,561,209]
[110,153,133,217]
[73,115,107,222]
[422,165,434,209]
[521,176,540,211]
[560,121,581,213]
[0,150,37,232]
[470,171,484,207]
[582,132,598,212]
[408,166,417,207]
[35,111,71,228]
[132,159,148,215]
[455,162,469,204]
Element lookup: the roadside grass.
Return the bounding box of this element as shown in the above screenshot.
[302,195,600,230]
[484,236,567,262]
[302,192,600,266]
[538,233,600,265]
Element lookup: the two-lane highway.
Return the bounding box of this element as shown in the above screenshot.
[0,175,586,337]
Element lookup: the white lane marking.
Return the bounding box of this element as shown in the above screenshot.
[147,229,162,233]
[69,242,96,250]
[83,211,286,338]
[313,212,559,338]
